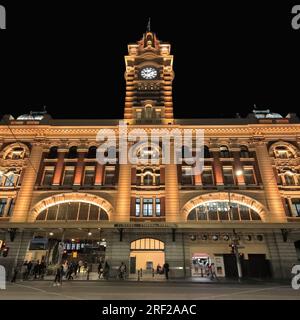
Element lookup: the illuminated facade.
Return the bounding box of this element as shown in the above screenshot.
[0,30,300,280]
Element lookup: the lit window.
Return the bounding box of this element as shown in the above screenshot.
[291,199,300,217]
[143,198,153,216]
[155,198,161,216]
[135,198,141,217]
[182,166,193,185]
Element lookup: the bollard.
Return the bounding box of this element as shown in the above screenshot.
[0,265,6,289]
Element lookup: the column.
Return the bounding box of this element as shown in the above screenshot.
[115,164,132,222]
[165,142,180,222]
[52,148,66,185]
[95,163,104,185]
[11,142,44,222]
[74,152,85,185]
[254,139,287,222]
[211,150,224,186]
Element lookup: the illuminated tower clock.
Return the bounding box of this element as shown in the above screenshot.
[124,27,174,124]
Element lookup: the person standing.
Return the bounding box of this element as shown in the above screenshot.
[163,262,170,280]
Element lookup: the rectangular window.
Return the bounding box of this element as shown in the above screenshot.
[135,198,141,217]
[84,167,95,185]
[223,167,235,185]
[63,167,75,186]
[202,167,214,185]
[143,198,153,216]
[43,167,54,186]
[0,198,7,217]
[155,198,161,216]
[291,199,300,217]
[182,166,193,185]
[104,166,115,185]
[7,199,15,217]
[243,167,256,185]
[4,173,15,187]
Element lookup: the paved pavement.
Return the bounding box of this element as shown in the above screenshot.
[0,280,299,300]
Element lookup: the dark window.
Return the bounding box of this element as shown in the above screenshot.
[86,146,97,159]
[204,146,211,158]
[7,199,15,217]
[0,198,7,217]
[47,147,58,159]
[104,166,115,185]
[240,146,250,158]
[244,168,256,185]
[220,146,230,158]
[292,199,300,217]
[223,167,235,185]
[202,168,214,185]
[84,168,95,185]
[43,169,54,186]
[68,146,78,159]
[63,168,74,186]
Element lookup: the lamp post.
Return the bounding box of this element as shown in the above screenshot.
[228,170,243,281]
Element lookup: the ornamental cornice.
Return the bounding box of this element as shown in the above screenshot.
[0,124,300,140]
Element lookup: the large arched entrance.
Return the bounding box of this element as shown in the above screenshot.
[129,238,165,278]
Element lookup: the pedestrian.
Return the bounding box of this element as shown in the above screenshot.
[103,262,110,280]
[163,262,170,280]
[11,265,19,283]
[118,262,127,280]
[53,265,63,286]
[98,261,104,279]
[210,263,218,280]
[21,262,28,281]
[27,260,32,279]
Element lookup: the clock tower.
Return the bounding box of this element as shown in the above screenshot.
[124,27,174,124]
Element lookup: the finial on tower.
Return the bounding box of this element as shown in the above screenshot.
[147,17,151,32]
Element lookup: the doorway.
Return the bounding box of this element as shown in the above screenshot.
[130,238,165,278]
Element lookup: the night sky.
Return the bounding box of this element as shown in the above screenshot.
[0,1,299,120]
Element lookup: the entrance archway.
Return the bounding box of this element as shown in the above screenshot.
[130,238,165,277]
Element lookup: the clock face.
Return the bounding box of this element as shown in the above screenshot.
[140,67,158,80]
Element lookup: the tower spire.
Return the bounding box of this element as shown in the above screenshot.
[147,17,151,32]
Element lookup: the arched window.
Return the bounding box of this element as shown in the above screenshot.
[240,146,250,158]
[220,145,230,158]
[4,147,26,160]
[274,146,294,159]
[67,146,78,159]
[35,201,109,221]
[187,201,261,221]
[47,146,58,159]
[204,146,211,158]
[86,146,97,159]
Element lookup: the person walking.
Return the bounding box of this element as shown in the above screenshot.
[98,261,104,279]
[163,262,170,280]
[103,262,110,280]
[53,264,63,286]
[118,262,127,280]
[210,263,218,281]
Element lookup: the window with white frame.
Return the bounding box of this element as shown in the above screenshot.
[243,166,256,185]
[42,167,54,186]
[83,166,95,185]
[63,167,75,186]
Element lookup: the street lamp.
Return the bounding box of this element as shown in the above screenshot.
[228,170,244,281]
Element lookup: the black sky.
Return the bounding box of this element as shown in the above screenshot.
[0,1,299,120]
